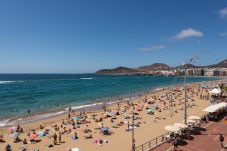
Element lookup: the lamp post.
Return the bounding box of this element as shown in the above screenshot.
[131,103,135,151]
[183,56,199,125]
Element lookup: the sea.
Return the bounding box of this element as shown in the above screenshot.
[0,74,219,127]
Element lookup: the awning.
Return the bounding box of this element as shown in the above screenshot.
[203,102,227,113]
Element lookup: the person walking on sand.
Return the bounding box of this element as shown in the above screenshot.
[68,113,71,120]
[74,132,78,139]
[59,132,62,143]
[53,133,57,145]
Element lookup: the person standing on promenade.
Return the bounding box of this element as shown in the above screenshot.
[173,138,178,151]
[219,134,224,148]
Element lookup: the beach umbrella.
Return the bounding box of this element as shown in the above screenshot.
[188,116,200,120]
[174,123,188,129]
[72,117,81,121]
[164,125,180,132]
[11,132,19,138]
[101,127,109,132]
[147,108,153,113]
[38,131,45,137]
[72,148,81,151]
[203,104,218,113]
[30,133,38,139]
[209,88,221,94]
[182,119,196,124]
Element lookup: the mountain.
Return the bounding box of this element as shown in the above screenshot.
[95,59,227,74]
[95,66,139,74]
[208,59,227,68]
[139,63,169,71]
[95,63,169,74]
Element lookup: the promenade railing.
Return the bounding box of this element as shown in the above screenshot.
[135,132,170,151]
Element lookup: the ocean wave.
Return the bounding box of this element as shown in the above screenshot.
[67,102,103,110]
[80,78,93,80]
[0,111,67,128]
[26,111,67,121]
[0,81,14,84]
[0,119,11,127]
[0,81,23,84]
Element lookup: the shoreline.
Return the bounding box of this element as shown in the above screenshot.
[0,78,222,130]
[0,79,225,151]
[0,77,223,129]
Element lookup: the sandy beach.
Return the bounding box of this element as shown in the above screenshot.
[0,79,225,151]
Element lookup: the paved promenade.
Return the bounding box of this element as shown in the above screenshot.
[153,117,227,151]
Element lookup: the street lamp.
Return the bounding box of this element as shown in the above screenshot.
[184,56,199,125]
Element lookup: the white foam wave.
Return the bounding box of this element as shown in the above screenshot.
[0,81,23,84]
[80,78,93,80]
[28,111,66,120]
[0,111,67,128]
[67,102,103,111]
[0,81,14,84]
[0,119,11,127]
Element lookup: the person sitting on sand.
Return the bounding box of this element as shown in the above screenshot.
[16,124,20,132]
[63,127,67,134]
[68,113,71,120]
[5,144,11,151]
[19,127,24,133]
[40,125,44,130]
[23,138,27,144]
[0,135,5,143]
[62,119,65,125]
[72,121,76,129]
[14,136,21,143]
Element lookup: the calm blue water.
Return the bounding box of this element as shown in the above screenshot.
[0,74,218,119]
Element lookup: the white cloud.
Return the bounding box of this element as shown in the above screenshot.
[172,28,203,40]
[218,7,227,18]
[139,45,165,52]
[220,32,227,37]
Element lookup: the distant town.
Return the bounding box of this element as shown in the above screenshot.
[95,59,227,76]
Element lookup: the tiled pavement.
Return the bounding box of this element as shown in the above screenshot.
[152,118,227,151]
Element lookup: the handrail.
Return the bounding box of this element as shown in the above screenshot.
[135,132,170,151]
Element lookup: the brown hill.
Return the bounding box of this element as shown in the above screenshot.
[138,63,169,71]
[208,59,227,68]
[95,66,139,74]
[95,63,169,74]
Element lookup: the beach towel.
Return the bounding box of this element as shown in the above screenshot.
[38,132,45,137]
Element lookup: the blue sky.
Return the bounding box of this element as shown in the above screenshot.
[0,0,226,73]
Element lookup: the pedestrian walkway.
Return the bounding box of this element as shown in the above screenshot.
[153,117,227,151]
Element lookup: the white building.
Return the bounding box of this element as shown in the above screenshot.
[204,68,214,76]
